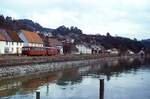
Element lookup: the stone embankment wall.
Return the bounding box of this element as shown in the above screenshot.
[0,59,107,79]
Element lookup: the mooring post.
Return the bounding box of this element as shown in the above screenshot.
[99,79,104,99]
[36,91,40,99]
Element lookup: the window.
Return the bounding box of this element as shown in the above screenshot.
[5,47,9,53]
[22,47,30,51]
[6,41,8,45]
[12,48,13,52]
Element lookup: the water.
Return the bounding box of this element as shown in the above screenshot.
[0,57,150,99]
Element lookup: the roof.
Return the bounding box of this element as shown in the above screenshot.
[0,30,12,42]
[7,31,23,42]
[21,30,43,44]
[0,33,5,41]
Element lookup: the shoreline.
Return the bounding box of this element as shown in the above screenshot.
[0,54,141,80]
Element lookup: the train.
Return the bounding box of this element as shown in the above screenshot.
[22,46,60,56]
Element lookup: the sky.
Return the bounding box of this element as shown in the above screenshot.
[1,0,150,40]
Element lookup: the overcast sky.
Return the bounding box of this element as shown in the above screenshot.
[1,0,150,40]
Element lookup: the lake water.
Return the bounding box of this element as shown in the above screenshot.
[0,57,150,99]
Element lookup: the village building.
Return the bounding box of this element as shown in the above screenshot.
[0,30,23,54]
[39,33,63,54]
[0,33,6,54]
[106,48,119,55]
[70,45,79,54]
[138,50,145,57]
[45,37,63,54]
[91,44,105,54]
[18,30,43,47]
[7,31,24,54]
[76,44,92,54]
[63,41,72,54]
[126,50,135,55]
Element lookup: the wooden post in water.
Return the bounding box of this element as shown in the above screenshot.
[36,91,40,99]
[99,79,104,99]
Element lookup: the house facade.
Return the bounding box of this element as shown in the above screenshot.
[106,48,119,54]
[0,30,23,54]
[76,44,92,54]
[8,31,24,54]
[0,33,6,54]
[18,30,43,47]
[91,44,105,54]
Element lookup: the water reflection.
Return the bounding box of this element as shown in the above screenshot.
[0,57,150,99]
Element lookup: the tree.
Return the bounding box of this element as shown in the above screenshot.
[70,26,82,34]
[0,15,5,26]
[106,32,111,37]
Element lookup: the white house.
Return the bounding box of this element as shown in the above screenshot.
[106,48,119,54]
[127,50,135,55]
[7,31,24,54]
[0,30,23,54]
[18,30,43,47]
[91,44,105,54]
[76,44,92,54]
[138,50,145,56]
[0,33,6,54]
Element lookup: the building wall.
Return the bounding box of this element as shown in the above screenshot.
[0,41,5,54]
[76,45,92,54]
[5,41,24,54]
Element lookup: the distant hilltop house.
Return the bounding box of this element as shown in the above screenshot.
[138,50,145,56]
[126,50,135,55]
[18,30,43,47]
[91,44,105,54]
[0,29,23,54]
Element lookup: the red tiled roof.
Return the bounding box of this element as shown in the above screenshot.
[21,30,43,44]
[0,30,12,41]
[7,31,23,42]
[0,33,5,41]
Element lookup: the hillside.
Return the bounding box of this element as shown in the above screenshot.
[141,39,150,53]
[0,15,53,33]
[53,26,144,53]
[0,15,149,53]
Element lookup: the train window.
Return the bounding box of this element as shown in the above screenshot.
[22,47,30,51]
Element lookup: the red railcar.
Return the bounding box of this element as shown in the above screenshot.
[46,47,60,56]
[22,46,60,56]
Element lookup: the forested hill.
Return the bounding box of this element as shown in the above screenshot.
[0,15,53,33]
[52,26,144,53]
[141,39,150,53]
